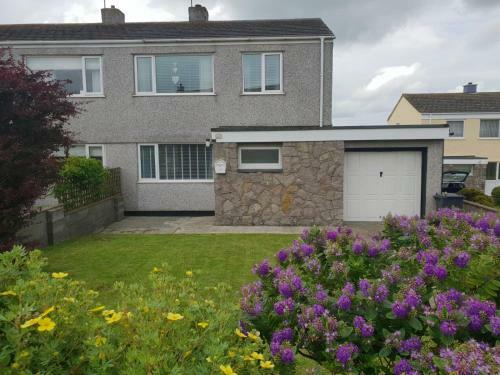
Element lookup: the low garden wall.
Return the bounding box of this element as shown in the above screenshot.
[16,196,124,246]
[463,200,499,216]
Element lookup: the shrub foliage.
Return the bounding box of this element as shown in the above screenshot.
[459,188,495,207]
[241,209,500,374]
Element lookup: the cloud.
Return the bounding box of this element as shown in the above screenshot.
[365,63,421,91]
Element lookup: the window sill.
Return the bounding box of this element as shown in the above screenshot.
[138,180,214,184]
[478,137,500,139]
[133,93,217,97]
[448,137,464,140]
[240,92,285,96]
[71,94,105,98]
[237,168,283,173]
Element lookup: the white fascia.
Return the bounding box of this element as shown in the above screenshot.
[443,158,488,165]
[211,127,450,143]
[422,113,500,120]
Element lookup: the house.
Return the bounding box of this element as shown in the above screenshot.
[388,84,500,195]
[1,4,448,224]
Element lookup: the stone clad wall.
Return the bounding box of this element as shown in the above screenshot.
[214,141,344,226]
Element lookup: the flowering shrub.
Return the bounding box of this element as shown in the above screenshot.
[0,247,275,374]
[241,209,499,374]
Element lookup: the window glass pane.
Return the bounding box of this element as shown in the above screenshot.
[265,54,281,91]
[241,149,280,164]
[137,57,153,92]
[88,146,103,163]
[27,56,83,95]
[69,145,86,157]
[243,54,262,92]
[84,58,101,93]
[157,144,212,180]
[480,120,499,137]
[448,121,463,137]
[155,55,213,93]
[140,146,156,179]
[486,162,497,180]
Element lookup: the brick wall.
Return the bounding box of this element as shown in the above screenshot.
[214,141,344,226]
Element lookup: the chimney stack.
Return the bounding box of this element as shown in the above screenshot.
[101,5,125,24]
[463,82,477,94]
[189,4,209,22]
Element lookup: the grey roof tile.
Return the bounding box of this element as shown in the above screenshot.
[403,92,500,113]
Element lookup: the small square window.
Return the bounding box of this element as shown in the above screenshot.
[447,121,464,137]
[238,146,282,170]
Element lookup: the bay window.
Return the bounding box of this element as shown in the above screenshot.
[243,53,283,93]
[26,56,103,96]
[135,55,214,95]
[479,119,500,138]
[139,144,213,181]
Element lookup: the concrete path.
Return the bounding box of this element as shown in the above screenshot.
[102,216,383,236]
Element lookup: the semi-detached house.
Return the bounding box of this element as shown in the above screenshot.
[1,4,449,224]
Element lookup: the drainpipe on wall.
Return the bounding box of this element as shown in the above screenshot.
[319,36,325,127]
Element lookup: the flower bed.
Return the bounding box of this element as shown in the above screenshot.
[241,209,500,374]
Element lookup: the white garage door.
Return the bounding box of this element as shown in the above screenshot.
[344,151,422,221]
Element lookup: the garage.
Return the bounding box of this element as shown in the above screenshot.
[343,150,422,221]
[210,125,447,226]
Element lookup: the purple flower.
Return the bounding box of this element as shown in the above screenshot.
[380,238,391,252]
[279,282,293,298]
[353,316,366,329]
[300,243,314,257]
[489,316,500,336]
[374,284,389,303]
[337,295,352,311]
[253,259,271,277]
[400,337,422,353]
[392,301,409,319]
[359,279,371,297]
[342,282,355,296]
[404,290,421,310]
[454,252,470,268]
[394,359,414,375]
[277,249,289,263]
[274,298,295,316]
[360,323,374,337]
[352,239,364,255]
[300,228,310,241]
[468,314,484,332]
[315,285,328,303]
[434,266,447,281]
[280,348,295,364]
[367,242,379,257]
[313,304,326,316]
[440,320,457,336]
[335,343,358,367]
[423,263,435,276]
[494,223,500,237]
[326,230,338,241]
[292,275,303,290]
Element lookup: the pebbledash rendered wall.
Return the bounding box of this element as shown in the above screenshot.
[214,141,344,226]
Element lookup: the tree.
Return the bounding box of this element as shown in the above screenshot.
[0,49,77,248]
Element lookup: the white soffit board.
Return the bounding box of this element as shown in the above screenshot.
[212,127,449,143]
[422,113,500,120]
[444,158,488,165]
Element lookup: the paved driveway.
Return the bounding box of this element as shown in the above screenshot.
[103,216,382,236]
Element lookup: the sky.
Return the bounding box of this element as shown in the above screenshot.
[1,0,500,125]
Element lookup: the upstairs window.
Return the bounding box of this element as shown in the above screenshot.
[26,56,103,96]
[479,119,500,138]
[447,121,464,137]
[135,55,214,95]
[243,53,283,94]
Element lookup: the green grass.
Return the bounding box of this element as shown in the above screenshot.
[43,234,295,302]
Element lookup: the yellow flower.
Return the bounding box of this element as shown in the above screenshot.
[235,328,247,338]
[41,306,55,317]
[37,317,56,332]
[11,362,20,369]
[251,352,264,361]
[185,270,193,277]
[89,305,105,313]
[260,361,274,369]
[167,312,184,321]
[219,365,237,375]
[152,267,161,273]
[51,272,68,279]
[174,299,180,305]
[102,309,115,316]
[105,312,123,324]
[247,332,261,342]
[20,351,29,358]
[197,322,209,329]
[228,351,236,358]
[206,356,212,363]
[95,336,107,347]
[0,290,16,296]
[126,311,134,319]
[21,317,40,329]
[243,355,255,361]
[183,350,192,359]
[63,297,75,303]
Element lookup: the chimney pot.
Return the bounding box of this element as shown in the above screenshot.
[189,4,209,21]
[463,82,477,94]
[101,5,125,24]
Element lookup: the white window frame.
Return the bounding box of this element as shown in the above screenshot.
[238,145,282,170]
[242,52,284,95]
[86,144,106,166]
[25,55,104,97]
[134,55,215,96]
[137,143,214,183]
[447,120,464,139]
[479,119,500,139]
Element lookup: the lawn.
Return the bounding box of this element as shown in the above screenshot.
[43,233,296,302]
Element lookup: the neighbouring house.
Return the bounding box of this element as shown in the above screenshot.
[1,4,449,224]
[388,83,500,195]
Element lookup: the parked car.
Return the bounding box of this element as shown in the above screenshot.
[442,171,469,193]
